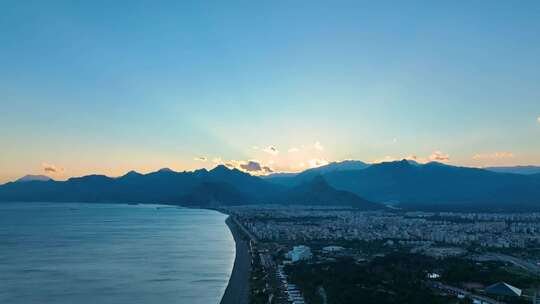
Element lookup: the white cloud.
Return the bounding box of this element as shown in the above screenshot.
[314,141,324,151]
[308,158,329,168]
[473,152,514,160]
[429,151,450,162]
[263,145,279,155]
[288,147,300,153]
[239,160,274,174]
[212,157,223,164]
[372,151,450,164]
[216,159,274,175]
[537,116,540,124]
[194,156,208,162]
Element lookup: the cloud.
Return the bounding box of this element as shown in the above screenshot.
[240,161,263,172]
[219,159,274,175]
[42,163,64,174]
[314,141,324,151]
[194,156,208,162]
[537,116,540,124]
[308,158,329,168]
[372,152,449,164]
[429,151,450,162]
[212,157,222,164]
[473,152,514,160]
[288,147,299,153]
[263,145,279,155]
[224,162,236,168]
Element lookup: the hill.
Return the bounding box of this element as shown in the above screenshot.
[278,175,381,210]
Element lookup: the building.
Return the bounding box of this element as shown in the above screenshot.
[485,282,522,297]
[287,245,312,262]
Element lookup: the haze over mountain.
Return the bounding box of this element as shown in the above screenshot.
[485,166,540,175]
[264,160,370,186]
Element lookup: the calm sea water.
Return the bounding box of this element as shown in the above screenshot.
[0,202,235,304]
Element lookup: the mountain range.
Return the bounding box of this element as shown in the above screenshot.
[0,165,381,210]
[2,160,540,211]
[265,160,540,211]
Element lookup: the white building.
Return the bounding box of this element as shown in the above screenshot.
[286,245,312,262]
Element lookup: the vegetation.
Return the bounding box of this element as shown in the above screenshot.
[285,253,540,304]
[286,254,453,304]
[440,258,540,289]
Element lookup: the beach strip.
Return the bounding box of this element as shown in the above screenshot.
[220,216,250,304]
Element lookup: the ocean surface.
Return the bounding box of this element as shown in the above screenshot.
[0,202,236,304]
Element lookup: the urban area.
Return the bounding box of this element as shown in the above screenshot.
[219,206,540,304]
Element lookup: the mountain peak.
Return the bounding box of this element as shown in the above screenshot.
[424,161,449,167]
[212,164,229,170]
[120,170,143,179]
[284,175,382,209]
[157,168,175,173]
[376,159,413,169]
[16,175,52,183]
[210,164,234,173]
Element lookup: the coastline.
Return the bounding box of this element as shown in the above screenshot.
[220,216,250,304]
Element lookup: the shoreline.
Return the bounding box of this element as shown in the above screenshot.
[220,216,250,304]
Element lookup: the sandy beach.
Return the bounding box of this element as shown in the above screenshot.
[220,216,250,304]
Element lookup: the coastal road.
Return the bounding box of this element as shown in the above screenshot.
[478,253,540,275]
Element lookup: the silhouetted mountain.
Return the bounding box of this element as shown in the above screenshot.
[278,176,382,210]
[265,160,370,186]
[405,159,422,166]
[16,175,52,183]
[320,160,540,211]
[204,165,277,200]
[180,182,252,207]
[0,165,376,208]
[485,166,540,175]
[297,160,370,179]
[3,161,539,211]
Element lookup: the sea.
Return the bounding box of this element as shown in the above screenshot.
[0,202,236,304]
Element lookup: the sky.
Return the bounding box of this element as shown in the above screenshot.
[1,1,540,183]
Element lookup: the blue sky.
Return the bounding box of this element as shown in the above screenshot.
[1,1,540,182]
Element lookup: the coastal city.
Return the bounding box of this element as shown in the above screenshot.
[220,206,540,304]
[2,1,540,304]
